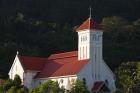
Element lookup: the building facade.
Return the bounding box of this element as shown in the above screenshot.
[9,17,116,93]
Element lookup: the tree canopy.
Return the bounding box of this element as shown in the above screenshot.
[69,79,89,93]
[115,62,140,93]
[0,74,28,93]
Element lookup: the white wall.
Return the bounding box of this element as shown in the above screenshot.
[90,30,103,81]
[100,60,116,92]
[24,71,38,89]
[8,55,38,89]
[78,62,94,91]
[78,30,90,60]
[78,60,116,93]
[36,76,77,90]
[8,55,24,83]
[78,29,103,80]
[77,28,116,93]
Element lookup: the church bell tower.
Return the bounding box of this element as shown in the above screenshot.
[76,9,103,80]
[76,18,103,61]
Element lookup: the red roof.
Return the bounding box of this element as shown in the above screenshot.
[36,59,88,78]
[18,51,88,78]
[18,56,46,71]
[76,18,101,31]
[92,81,104,92]
[48,51,78,60]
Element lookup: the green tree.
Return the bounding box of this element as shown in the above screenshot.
[6,86,17,93]
[101,16,130,43]
[101,16,129,32]
[69,79,89,93]
[17,87,28,93]
[3,79,13,91]
[2,75,28,93]
[39,80,60,93]
[133,19,140,26]
[133,19,140,34]
[115,62,140,93]
[29,87,40,93]
[0,85,5,93]
[13,74,22,87]
[30,80,66,93]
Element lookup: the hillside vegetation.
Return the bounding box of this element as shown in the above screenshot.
[0,0,140,78]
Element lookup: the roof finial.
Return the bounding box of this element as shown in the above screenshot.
[89,6,92,18]
[17,51,19,55]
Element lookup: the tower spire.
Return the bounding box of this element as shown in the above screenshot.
[89,6,92,18]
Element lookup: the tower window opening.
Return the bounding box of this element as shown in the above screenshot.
[60,79,64,84]
[83,47,85,58]
[85,46,87,58]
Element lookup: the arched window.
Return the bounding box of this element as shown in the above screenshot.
[83,36,85,41]
[60,79,64,84]
[92,34,96,41]
[85,46,87,58]
[85,36,87,41]
[83,47,85,58]
[105,79,108,85]
[83,78,86,85]
[61,85,64,89]
[95,74,96,79]
[39,81,41,85]
[80,47,81,59]
[71,79,75,83]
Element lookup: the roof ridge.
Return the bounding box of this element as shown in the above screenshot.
[52,50,77,55]
[18,55,47,59]
[48,51,78,60]
[48,56,77,60]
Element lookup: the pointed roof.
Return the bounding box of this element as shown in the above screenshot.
[17,51,89,78]
[76,18,102,31]
[18,56,47,71]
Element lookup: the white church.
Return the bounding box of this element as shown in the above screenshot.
[9,16,116,93]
